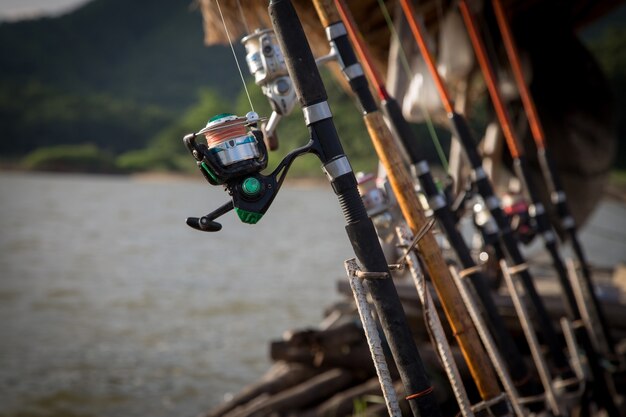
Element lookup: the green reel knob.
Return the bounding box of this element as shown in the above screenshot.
[242,177,262,197]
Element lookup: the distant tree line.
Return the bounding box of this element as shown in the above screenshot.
[0,0,623,174]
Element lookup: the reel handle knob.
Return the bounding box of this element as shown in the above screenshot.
[186,216,222,232]
[186,201,234,232]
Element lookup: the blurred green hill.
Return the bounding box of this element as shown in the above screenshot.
[0,0,624,174]
[0,0,240,165]
[0,0,384,175]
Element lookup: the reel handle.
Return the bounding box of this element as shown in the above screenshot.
[186,201,234,232]
[261,112,281,150]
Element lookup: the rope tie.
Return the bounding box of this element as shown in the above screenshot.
[405,386,434,401]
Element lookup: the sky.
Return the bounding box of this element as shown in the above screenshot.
[0,0,88,20]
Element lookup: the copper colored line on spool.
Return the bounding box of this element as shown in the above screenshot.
[205,122,247,147]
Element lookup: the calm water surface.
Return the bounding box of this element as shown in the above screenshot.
[0,172,353,417]
[0,172,624,417]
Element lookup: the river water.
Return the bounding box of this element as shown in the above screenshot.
[0,172,354,417]
[0,172,624,417]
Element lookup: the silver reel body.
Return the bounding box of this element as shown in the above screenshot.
[242,29,297,148]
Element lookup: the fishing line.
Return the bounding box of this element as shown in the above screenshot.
[215,0,255,113]
[377,0,412,78]
[376,0,449,171]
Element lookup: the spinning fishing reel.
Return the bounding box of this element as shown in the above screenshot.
[183,112,314,232]
[502,192,535,244]
[356,172,392,220]
[242,28,339,150]
[242,29,297,150]
[356,172,408,263]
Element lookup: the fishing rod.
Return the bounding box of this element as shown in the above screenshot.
[236,21,439,417]
[344,258,404,417]
[239,23,451,415]
[498,259,568,416]
[184,2,441,416]
[449,265,528,417]
[395,226,475,417]
[240,4,502,413]
[396,0,576,390]
[333,0,539,405]
[267,1,443,416]
[310,1,510,414]
[490,0,616,359]
[457,1,619,414]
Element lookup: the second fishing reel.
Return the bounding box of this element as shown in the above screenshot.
[183,112,314,232]
[242,28,297,150]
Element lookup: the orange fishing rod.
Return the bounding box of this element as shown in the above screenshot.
[491,0,616,356]
[458,2,619,413]
[457,1,521,159]
[491,0,544,148]
[398,0,574,381]
[397,1,454,115]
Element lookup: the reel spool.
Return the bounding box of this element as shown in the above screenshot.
[200,112,264,168]
[242,29,297,150]
[184,112,268,186]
